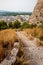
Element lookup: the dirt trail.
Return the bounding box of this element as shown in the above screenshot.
[16,31,43,65]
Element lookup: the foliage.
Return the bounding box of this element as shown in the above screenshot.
[0,20,8,30]
[20,22,29,30]
[0,20,42,31]
[13,20,21,28]
[8,22,13,28]
[19,22,37,30]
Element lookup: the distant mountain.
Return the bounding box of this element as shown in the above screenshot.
[0,10,32,16]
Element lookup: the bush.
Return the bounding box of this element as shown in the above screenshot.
[13,20,21,28]
[20,22,36,30]
[0,20,8,30]
[21,22,29,29]
[8,22,13,28]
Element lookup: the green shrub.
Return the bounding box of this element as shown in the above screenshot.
[20,22,35,30]
[0,20,8,30]
[13,20,21,28]
[8,22,13,28]
[21,22,29,29]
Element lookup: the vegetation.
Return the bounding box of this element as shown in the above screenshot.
[0,20,43,30]
[35,27,43,40]
[13,20,21,28]
[0,29,17,62]
[14,43,30,65]
[0,20,43,62]
[8,22,13,28]
[0,11,32,16]
[20,22,29,30]
[19,22,37,30]
[0,20,8,30]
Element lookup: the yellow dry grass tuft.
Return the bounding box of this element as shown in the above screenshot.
[23,28,43,46]
[0,29,17,62]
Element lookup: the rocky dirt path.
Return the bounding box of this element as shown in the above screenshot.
[16,31,43,65]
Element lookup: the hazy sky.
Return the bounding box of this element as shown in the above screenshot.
[0,0,37,12]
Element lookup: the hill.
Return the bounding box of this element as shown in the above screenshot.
[0,11,32,16]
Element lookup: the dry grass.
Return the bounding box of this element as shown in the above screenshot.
[35,27,43,39]
[23,29,34,40]
[14,43,30,65]
[0,28,43,62]
[0,29,17,43]
[0,29,17,62]
[23,28,43,46]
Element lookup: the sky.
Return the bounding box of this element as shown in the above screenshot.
[0,0,37,12]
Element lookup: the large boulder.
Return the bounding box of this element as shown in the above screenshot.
[29,0,43,25]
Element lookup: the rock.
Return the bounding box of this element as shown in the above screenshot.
[29,0,43,25]
[0,42,20,65]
